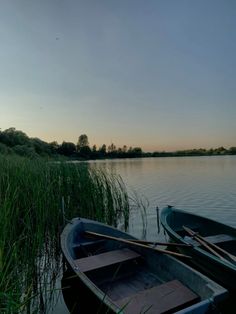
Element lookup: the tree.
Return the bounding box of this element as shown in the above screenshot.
[79,145,92,158]
[127,146,142,157]
[76,134,92,158]
[0,127,29,147]
[229,147,236,155]
[58,141,76,156]
[132,147,142,157]
[99,144,106,154]
[98,144,106,158]
[0,143,13,155]
[117,147,123,157]
[13,145,37,158]
[49,141,59,154]
[108,143,116,153]
[214,146,227,155]
[122,145,127,153]
[77,134,89,151]
[31,138,51,155]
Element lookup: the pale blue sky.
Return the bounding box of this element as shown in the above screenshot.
[0,0,235,151]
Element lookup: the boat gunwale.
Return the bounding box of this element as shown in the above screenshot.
[160,207,236,271]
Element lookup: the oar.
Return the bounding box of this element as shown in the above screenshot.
[183,226,233,264]
[85,231,191,259]
[200,237,236,263]
[125,239,191,248]
[183,226,236,263]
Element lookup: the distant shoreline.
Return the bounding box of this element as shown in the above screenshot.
[73,153,236,162]
[0,127,235,160]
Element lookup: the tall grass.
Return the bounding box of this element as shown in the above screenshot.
[0,155,130,313]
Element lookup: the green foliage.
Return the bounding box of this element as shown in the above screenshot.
[0,128,29,147]
[229,147,236,154]
[98,144,107,158]
[48,141,59,154]
[0,155,129,313]
[57,141,76,156]
[12,145,38,158]
[76,134,91,159]
[0,129,52,158]
[77,134,89,150]
[79,145,92,158]
[0,127,235,160]
[151,147,236,157]
[0,143,13,155]
[30,138,51,156]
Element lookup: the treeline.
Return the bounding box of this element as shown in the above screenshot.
[0,128,143,159]
[0,127,235,159]
[146,147,236,157]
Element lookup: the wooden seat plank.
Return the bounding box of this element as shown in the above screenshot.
[184,234,235,246]
[74,248,140,272]
[115,279,199,314]
[204,234,236,243]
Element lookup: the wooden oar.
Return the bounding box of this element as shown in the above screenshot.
[183,226,236,263]
[199,237,236,263]
[85,231,191,259]
[126,239,191,247]
[183,226,233,264]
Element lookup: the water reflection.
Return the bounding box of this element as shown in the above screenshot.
[89,156,236,230]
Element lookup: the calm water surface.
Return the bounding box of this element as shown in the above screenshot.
[54,155,236,313]
[89,156,236,238]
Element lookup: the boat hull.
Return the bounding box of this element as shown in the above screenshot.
[61,217,228,313]
[161,206,236,292]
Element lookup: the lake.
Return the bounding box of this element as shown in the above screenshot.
[53,155,236,313]
[89,155,236,237]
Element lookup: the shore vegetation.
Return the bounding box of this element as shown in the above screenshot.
[1,127,235,160]
[0,154,129,313]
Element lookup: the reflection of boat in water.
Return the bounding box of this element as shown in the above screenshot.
[61,217,227,313]
[160,206,236,292]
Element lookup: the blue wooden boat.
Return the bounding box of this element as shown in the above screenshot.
[61,217,227,313]
[160,206,236,292]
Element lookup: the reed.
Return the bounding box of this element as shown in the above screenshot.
[0,155,130,313]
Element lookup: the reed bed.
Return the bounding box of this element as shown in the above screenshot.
[0,155,130,313]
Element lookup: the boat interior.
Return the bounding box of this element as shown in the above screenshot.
[168,213,236,256]
[182,233,236,255]
[68,228,222,314]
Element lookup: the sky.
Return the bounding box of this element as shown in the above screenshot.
[0,0,235,152]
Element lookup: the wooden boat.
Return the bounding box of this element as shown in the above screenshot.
[61,217,227,313]
[160,206,236,291]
